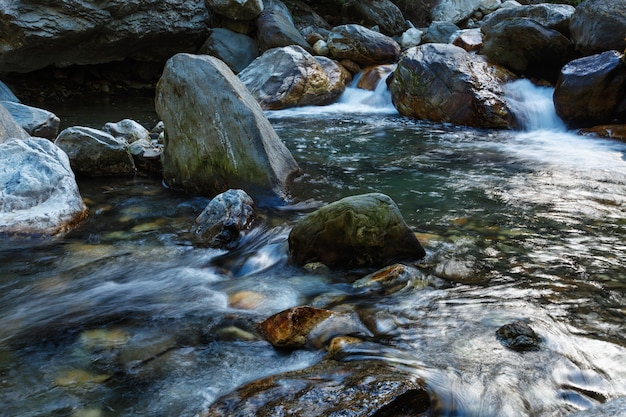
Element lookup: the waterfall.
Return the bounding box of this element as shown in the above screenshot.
[504,79,567,131]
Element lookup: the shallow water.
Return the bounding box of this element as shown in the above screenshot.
[1,81,625,417]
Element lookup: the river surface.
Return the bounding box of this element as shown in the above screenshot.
[1,80,625,417]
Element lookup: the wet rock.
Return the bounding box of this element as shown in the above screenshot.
[326,335,362,357]
[452,28,483,52]
[340,0,407,36]
[481,17,573,82]
[312,39,329,55]
[480,3,575,36]
[553,51,626,129]
[0,102,60,140]
[127,138,163,177]
[206,0,263,20]
[496,320,541,351]
[569,0,626,56]
[190,189,254,248]
[356,64,394,91]
[155,53,300,200]
[389,43,517,129]
[55,126,136,176]
[314,55,352,102]
[238,46,342,109]
[288,193,426,268]
[0,104,29,142]
[566,396,626,417]
[102,119,151,144]
[0,137,88,237]
[431,0,484,25]
[422,21,460,44]
[327,24,401,66]
[228,291,265,310]
[0,1,211,75]
[201,359,431,417]
[353,263,425,294]
[256,0,311,53]
[579,125,626,142]
[198,28,259,74]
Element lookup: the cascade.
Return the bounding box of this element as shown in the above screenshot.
[504,79,567,131]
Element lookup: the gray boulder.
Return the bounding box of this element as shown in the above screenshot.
[389,43,517,129]
[327,24,401,66]
[155,53,300,200]
[422,21,461,44]
[288,193,426,269]
[0,137,87,237]
[0,105,29,143]
[0,0,211,75]
[341,0,407,36]
[102,119,151,144]
[480,2,575,36]
[206,0,263,20]
[569,0,626,56]
[191,189,254,248]
[0,101,60,140]
[55,126,136,176]
[238,46,344,109]
[198,28,259,73]
[256,0,311,53]
[554,51,626,128]
[431,0,483,24]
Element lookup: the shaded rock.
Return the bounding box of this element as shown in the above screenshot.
[579,125,626,142]
[155,53,300,200]
[312,39,329,56]
[569,0,626,56]
[341,0,407,36]
[327,24,401,66]
[496,320,541,351]
[206,0,263,20]
[554,51,626,128]
[0,1,211,75]
[102,119,150,144]
[190,189,254,248]
[0,80,19,102]
[288,193,425,268]
[198,28,259,73]
[389,43,517,129]
[480,2,575,36]
[0,137,88,237]
[54,126,136,176]
[127,138,163,177]
[481,17,572,82]
[314,55,352,102]
[353,263,426,294]
[0,104,29,143]
[256,0,311,53]
[0,102,60,140]
[238,46,341,109]
[452,28,483,52]
[422,21,461,44]
[201,359,431,417]
[356,64,394,91]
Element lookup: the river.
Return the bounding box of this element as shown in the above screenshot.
[1,78,625,417]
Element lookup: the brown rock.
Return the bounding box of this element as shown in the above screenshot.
[356,64,394,91]
[257,306,333,348]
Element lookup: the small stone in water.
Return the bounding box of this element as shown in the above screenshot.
[496,320,541,352]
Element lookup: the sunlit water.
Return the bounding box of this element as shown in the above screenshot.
[1,79,625,417]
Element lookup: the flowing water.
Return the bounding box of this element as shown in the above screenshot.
[1,78,625,417]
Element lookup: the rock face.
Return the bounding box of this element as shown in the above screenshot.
[1,102,60,140]
[288,193,426,268]
[238,46,344,109]
[0,105,29,143]
[201,359,432,417]
[481,17,572,82]
[389,43,516,129]
[55,126,136,176]
[569,0,626,56]
[496,320,541,351]
[553,51,626,128]
[480,3,575,36]
[341,0,407,36]
[256,0,311,53]
[0,0,212,75]
[206,0,263,20]
[155,53,300,200]
[0,138,88,237]
[198,28,259,74]
[327,24,401,67]
[190,189,254,248]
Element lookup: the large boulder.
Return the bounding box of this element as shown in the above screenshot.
[388,43,517,129]
[155,53,300,200]
[198,28,259,74]
[0,137,88,237]
[553,51,626,128]
[569,0,626,56]
[0,101,60,140]
[0,1,211,75]
[327,24,401,66]
[340,0,407,36]
[206,0,263,20]
[480,2,575,36]
[54,126,136,176]
[256,0,311,53]
[201,359,432,417]
[430,0,483,24]
[481,17,572,82]
[288,193,425,269]
[0,104,29,143]
[238,46,345,109]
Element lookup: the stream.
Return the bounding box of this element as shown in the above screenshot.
[1,78,625,417]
